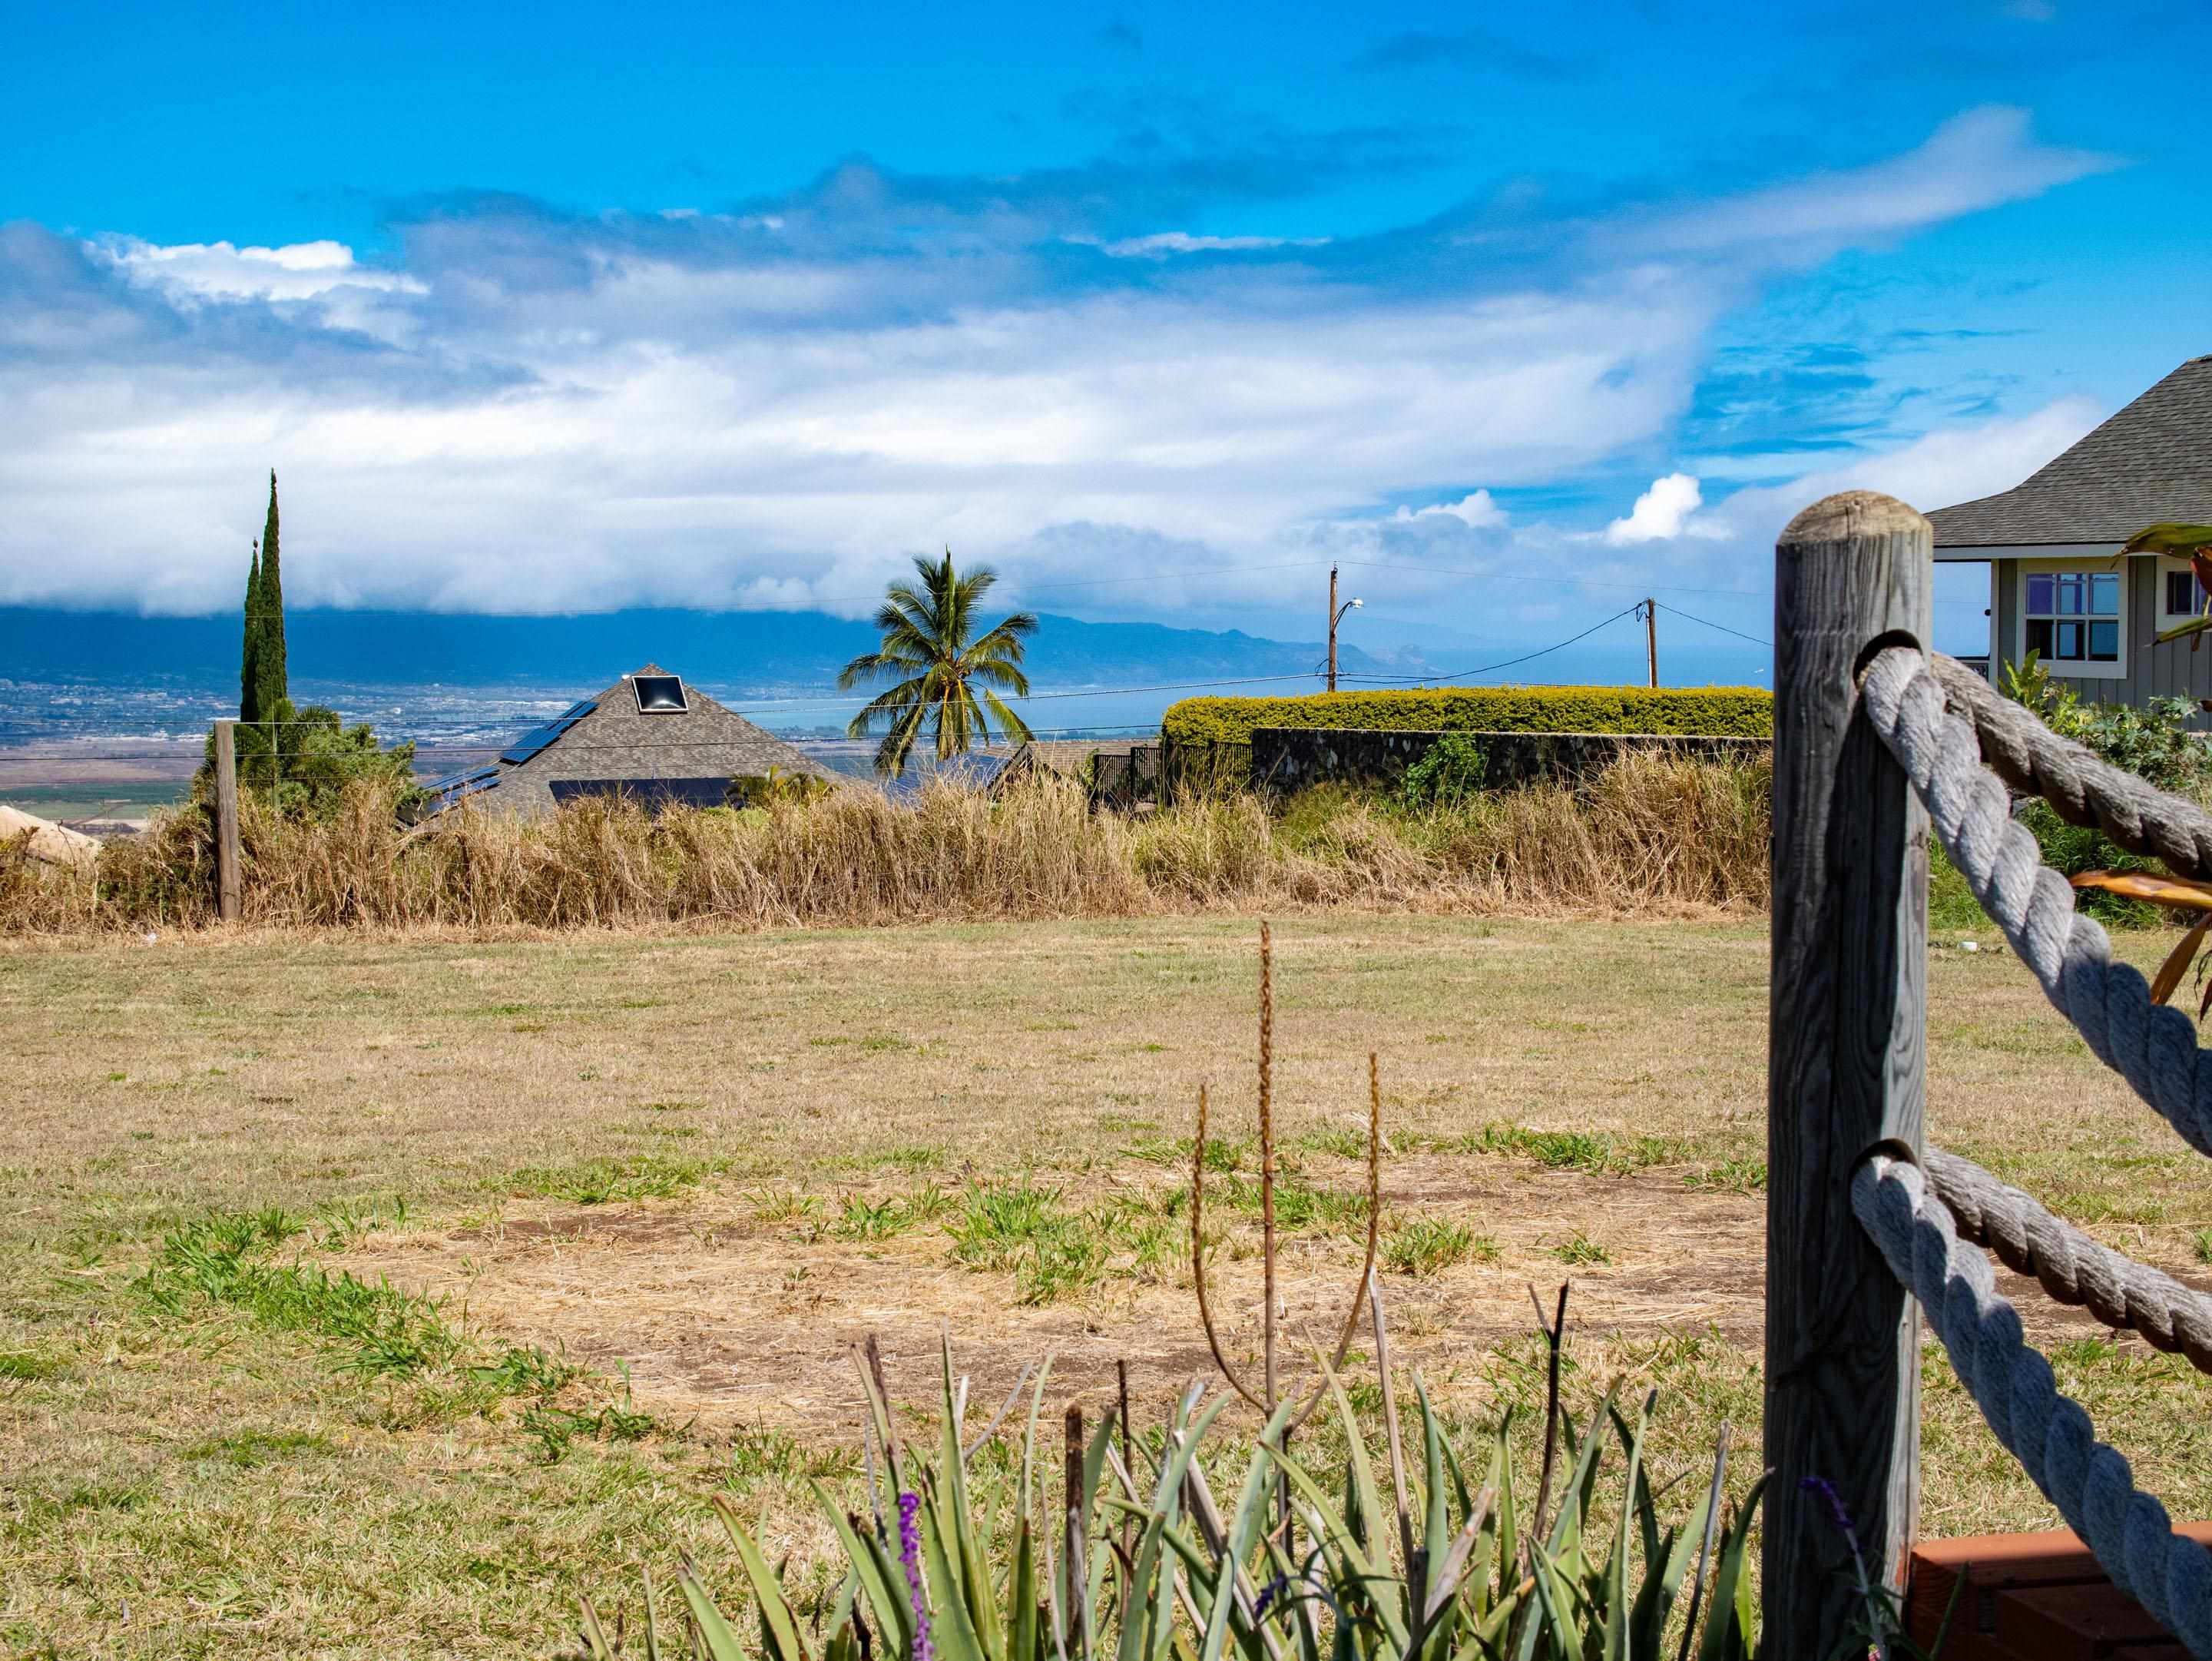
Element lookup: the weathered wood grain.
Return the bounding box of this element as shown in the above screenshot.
[1764,489,1932,1653]
[213,719,240,924]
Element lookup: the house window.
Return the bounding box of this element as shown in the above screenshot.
[2167,569,2208,618]
[2025,570,2120,664]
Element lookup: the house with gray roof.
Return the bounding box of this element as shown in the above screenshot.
[1933,354,2212,703]
[415,665,838,821]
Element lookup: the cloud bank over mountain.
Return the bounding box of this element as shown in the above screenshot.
[0,107,2111,645]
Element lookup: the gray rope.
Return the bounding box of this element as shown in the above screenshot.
[1926,1148,2212,1374]
[1853,1152,2212,1656]
[1930,655,2212,881]
[1860,646,2212,1157]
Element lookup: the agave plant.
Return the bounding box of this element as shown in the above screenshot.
[575,1322,1765,1661]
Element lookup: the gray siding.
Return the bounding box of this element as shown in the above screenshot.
[1995,555,2212,714]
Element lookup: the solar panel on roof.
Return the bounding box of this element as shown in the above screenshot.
[416,763,502,817]
[498,698,598,765]
[632,675,687,713]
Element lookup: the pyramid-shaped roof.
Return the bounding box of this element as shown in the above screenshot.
[419,665,837,819]
[1931,356,2212,552]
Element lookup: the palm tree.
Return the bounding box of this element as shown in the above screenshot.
[838,550,1039,777]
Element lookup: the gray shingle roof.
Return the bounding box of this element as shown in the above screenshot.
[1929,355,2212,549]
[480,665,838,819]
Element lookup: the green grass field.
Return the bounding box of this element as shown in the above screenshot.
[3,915,2208,1656]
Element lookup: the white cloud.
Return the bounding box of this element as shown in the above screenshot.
[1393,490,1508,529]
[98,237,424,302]
[1704,396,2101,540]
[1621,107,2117,264]
[1604,473,1724,544]
[1096,231,1330,258]
[0,109,2118,629]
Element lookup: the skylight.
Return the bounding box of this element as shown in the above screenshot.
[633,675,688,714]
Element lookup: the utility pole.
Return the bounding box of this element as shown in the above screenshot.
[1328,565,1339,692]
[1326,567,1362,694]
[1644,598,1658,688]
[212,719,242,923]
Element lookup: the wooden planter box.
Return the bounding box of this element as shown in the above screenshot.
[1907,1526,2212,1658]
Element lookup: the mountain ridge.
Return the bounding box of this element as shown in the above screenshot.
[0,606,1405,691]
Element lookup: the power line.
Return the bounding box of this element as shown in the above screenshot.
[1338,605,1645,685]
[1336,559,1766,602]
[1653,601,1773,649]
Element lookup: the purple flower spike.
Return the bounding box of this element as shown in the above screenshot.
[896,1491,936,1661]
[1797,1474,1858,1544]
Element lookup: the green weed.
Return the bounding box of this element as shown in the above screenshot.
[724,1423,857,1494]
[0,1352,62,1382]
[1382,1217,1488,1276]
[181,1429,332,1468]
[1123,1133,1245,1172]
[138,1214,456,1378]
[1551,1230,1612,1265]
[502,1153,727,1205]
[944,1179,1110,1305]
[749,1188,823,1224]
[1684,1155,1767,1193]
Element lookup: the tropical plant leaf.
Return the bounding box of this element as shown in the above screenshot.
[2069,869,2212,910]
[820,1492,912,1660]
[677,1562,755,1661]
[713,1497,816,1661]
[2152,915,2212,1005]
[2120,523,2212,559]
[1693,1473,1769,1661]
[2153,615,2212,647]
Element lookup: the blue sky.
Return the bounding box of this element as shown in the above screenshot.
[3,0,2207,685]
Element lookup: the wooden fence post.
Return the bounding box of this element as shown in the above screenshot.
[212,720,242,924]
[1764,490,1931,1652]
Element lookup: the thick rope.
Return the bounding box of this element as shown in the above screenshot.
[1926,1148,2212,1374]
[1859,646,2212,1157]
[1853,1153,2212,1656]
[1930,655,2212,881]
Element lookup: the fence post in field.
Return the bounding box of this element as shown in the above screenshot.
[212,719,242,924]
[1764,490,1931,1651]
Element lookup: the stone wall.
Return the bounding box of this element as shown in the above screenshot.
[1248,727,1770,793]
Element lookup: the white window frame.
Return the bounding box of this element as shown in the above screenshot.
[2157,555,2210,627]
[2015,555,2128,681]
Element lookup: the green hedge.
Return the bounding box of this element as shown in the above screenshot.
[1161,685,1773,744]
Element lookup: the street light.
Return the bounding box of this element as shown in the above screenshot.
[1327,565,1363,692]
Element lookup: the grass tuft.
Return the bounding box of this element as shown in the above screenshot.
[1382,1217,1490,1276]
[501,1153,728,1205]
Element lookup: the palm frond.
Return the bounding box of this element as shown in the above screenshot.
[875,699,932,777]
[979,686,1034,746]
[845,679,928,738]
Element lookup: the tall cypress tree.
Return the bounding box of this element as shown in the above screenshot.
[240,539,262,724]
[256,470,288,715]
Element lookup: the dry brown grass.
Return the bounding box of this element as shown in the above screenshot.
[5,913,2210,1656]
[0,752,1769,935]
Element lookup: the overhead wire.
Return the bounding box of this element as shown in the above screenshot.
[1651,601,1774,649]
[1336,605,1647,685]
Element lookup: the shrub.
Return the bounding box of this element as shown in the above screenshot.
[204,698,423,822]
[2001,657,2212,924]
[1396,731,1489,807]
[1162,684,1773,745]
